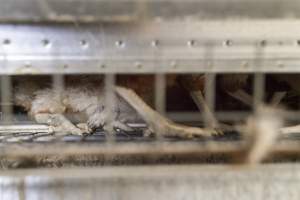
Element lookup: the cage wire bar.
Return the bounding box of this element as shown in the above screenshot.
[203,42,217,129]
[154,73,166,115]
[104,73,117,143]
[0,76,12,124]
[253,44,266,111]
[204,73,216,128]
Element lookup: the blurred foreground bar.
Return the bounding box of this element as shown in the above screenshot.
[0,164,300,200]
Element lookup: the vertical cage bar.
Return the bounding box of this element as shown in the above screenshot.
[98,21,116,143]
[203,41,217,128]
[0,75,13,124]
[204,73,216,127]
[155,73,166,116]
[154,73,166,140]
[253,44,265,111]
[37,0,53,17]
[52,74,65,94]
[253,73,265,109]
[104,73,116,143]
[51,74,65,137]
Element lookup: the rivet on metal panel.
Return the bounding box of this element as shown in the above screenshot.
[187,40,196,47]
[115,40,125,48]
[25,62,31,68]
[242,61,249,68]
[151,40,159,47]
[259,40,267,47]
[42,39,51,48]
[135,62,142,69]
[80,40,89,48]
[277,61,284,68]
[3,39,11,45]
[100,64,106,69]
[207,61,213,68]
[223,39,233,47]
[171,61,177,69]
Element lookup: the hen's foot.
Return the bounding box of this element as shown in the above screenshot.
[34,113,85,136]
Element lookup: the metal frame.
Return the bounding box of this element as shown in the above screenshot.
[0,0,300,169]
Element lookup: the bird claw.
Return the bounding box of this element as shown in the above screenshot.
[49,125,85,136]
[211,128,224,137]
[205,123,236,137]
[186,128,218,138]
[112,121,134,132]
[76,123,93,134]
[34,113,87,136]
[142,128,154,138]
[101,120,133,134]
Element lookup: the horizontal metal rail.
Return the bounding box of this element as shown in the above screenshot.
[1,21,300,74]
[1,164,300,200]
[1,0,300,23]
[0,139,297,161]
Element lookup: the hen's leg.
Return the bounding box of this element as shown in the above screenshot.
[190,90,219,127]
[227,89,253,106]
[76,123,93,133]
[116,86,217,138]
[280,125,300,135]
[178,75,226,134]
[34,113,87,135]
[229,90,295,136]
[227,90,286,107]
[270,91,287,106]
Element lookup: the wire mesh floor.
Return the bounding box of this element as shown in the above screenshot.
[0,123,299,168]
[0,123,242,143]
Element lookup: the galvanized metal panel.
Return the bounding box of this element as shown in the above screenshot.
[1,21,300,74]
